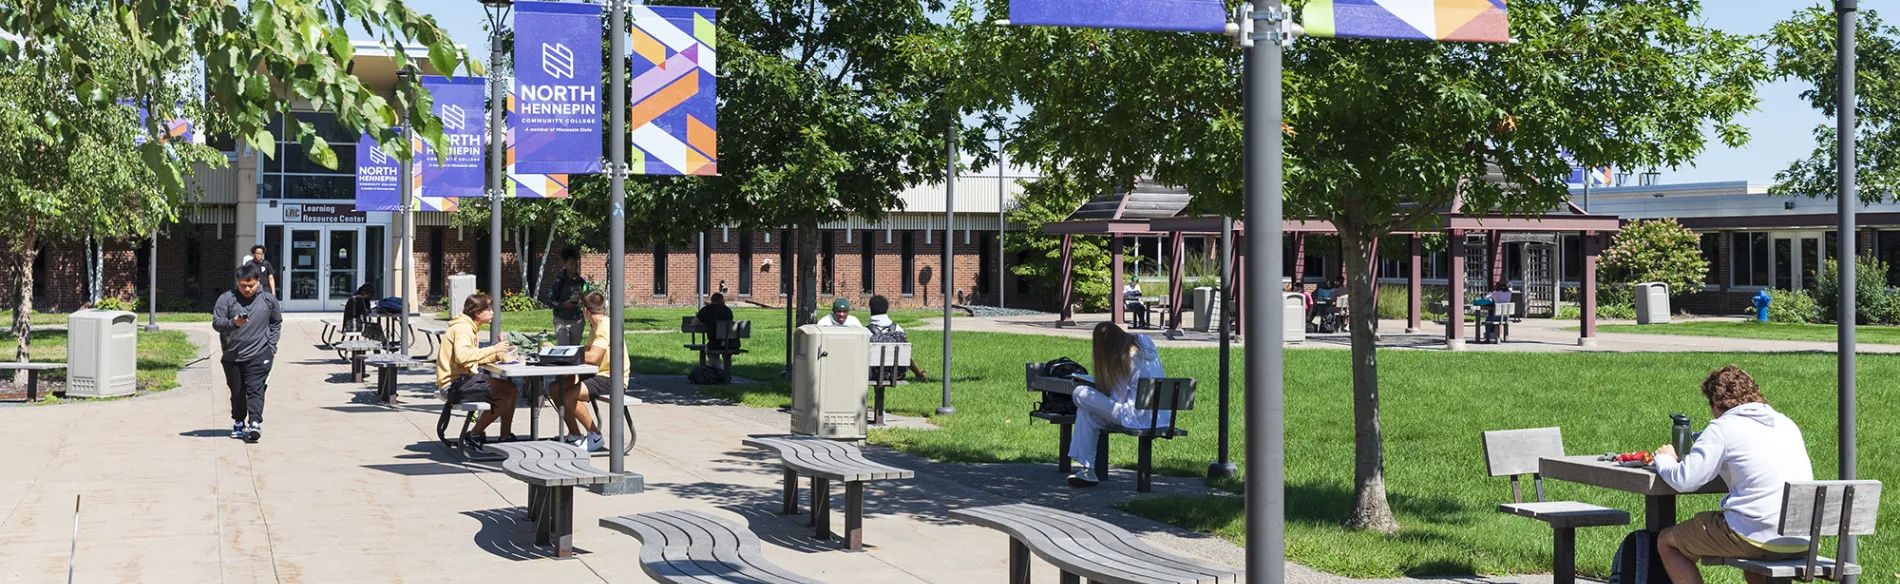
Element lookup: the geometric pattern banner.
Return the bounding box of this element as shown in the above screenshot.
[506,87,572,198]
[628,6,718,176]
[410,135,459,212]
[1303,0,1509,43]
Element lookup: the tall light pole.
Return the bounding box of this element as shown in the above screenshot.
[396,66,417,358]
[937,117,956,416]
[481,0,511,345]
[1834,0,1859,575]
[1243,4,1290,582]
[144,232,159,332]
[604,0,637,493]
[997,128,1006,309]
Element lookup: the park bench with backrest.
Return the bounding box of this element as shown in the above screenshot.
[601,510,825,583]
[1480,427,1630,584]
[1025,363,1195,492]
[682,317,751,383]
[950,503,1240,584]
[867,342,911,426]
[1701,480,1881,584]
[743,434,915,551]
[486,441,623,558]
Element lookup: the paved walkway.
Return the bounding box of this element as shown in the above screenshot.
[922,312,1900,353]
[0,315,1599,583]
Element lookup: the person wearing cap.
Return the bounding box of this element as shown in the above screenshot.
[815,298,862,327]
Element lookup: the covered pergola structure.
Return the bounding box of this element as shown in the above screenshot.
[1046,193,1624,347]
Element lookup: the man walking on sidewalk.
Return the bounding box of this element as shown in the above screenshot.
[213,264,282,443]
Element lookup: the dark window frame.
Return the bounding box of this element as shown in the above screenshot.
[653,241,669,297]
[821,231,836,296]
[860,232,875,294]
[901,231,916,296]
[738,232,754,297]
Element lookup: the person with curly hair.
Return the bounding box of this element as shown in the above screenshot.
[1654,366,1814,584]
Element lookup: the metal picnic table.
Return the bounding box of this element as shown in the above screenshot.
[1540,455,1728,532]
[481,362,598,444]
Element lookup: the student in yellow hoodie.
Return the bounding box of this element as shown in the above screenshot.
[437,293,518,452]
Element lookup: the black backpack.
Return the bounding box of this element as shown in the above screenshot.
[868,322,907,343]
[1041,357,1088,379]
[1034,358,1089,416]
[1607,530,1673,584]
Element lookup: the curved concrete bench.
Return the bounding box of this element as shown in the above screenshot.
[742,435,914,550]
[949,503,1239,584]
[601,510,824,584]
[488,441,620,558]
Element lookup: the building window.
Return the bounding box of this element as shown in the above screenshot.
[1015,251,1031,294]
[1699,233,1720,285]
[821,231,835,296]
[780,229,793,297]
[738,232,753,297]
[259,112,358,200]
[1731,232,1770,287]
[426,227,443,299]
[860,234,875,294]
[653,241,668,297]
[901,232,916,296]
[367,226,387,298]
[977,232,996,294]
[1880,231,1900,286]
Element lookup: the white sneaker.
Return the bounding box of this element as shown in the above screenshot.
[584,433,605,452]
[564,434,585,446]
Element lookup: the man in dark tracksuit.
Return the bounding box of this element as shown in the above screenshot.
[542,247,588,346]
[214,263,283,443]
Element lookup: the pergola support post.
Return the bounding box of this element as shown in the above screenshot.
[1407,235,1423,333]
[1448,229,1467,351]
[1580,231,1599,347]
[1110,236,1126,325]
[1291,233,1308,287]
[1488,230,1505,290]
[1057,234,1077,326]
[1167,232,1185,337]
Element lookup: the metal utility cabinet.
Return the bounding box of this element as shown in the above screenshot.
[791,325,870,440]
[68,309,138,398]
[449,273,477,315]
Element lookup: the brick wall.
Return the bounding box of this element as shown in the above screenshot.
[0,222,234,312]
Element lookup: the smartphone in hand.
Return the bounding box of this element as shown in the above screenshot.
[234,312,251,326]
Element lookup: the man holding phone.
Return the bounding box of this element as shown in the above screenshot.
[214,263,283,443]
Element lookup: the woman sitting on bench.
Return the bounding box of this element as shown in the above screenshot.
[1066,322,1168,488]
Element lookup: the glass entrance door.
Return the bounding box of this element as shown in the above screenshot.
[1771,232,1824,291]
[279,227,364,311]
[325,229,361,312]
[286,229,323,309]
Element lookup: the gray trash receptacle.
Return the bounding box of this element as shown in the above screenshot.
[448,273,477,315]
[1285,292,1307,343]
[1192,287,1217,332]
[1634,282,1670,324]
[68,310,138,398]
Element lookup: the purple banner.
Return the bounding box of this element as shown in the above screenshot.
[514,1,603,175]
[355,132,402,212]
[118,99,196,146]
[419,76,488,198]
[1008,0,1228,33]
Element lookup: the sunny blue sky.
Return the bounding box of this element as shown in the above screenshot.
[393,1,1880,186]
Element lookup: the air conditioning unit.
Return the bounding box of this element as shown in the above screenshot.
[68,310,138,398]
[790,325,870,440]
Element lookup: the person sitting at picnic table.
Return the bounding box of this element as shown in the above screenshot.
[1065,322,1168,488]
[341,283,381,341]
[864,295,930,382]
[815,298,861,327]
[1308,280,1340,331]
[438,293,518,453]
[548,291,617,452]
[1123,277,1150,329]
[693,292,736,350]
[1653,365,1814,584]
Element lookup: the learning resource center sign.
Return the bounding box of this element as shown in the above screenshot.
[514,1,604,175]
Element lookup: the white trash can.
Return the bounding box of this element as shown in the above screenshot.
[68,310,138,398]
[1192,287,1218,332]
[1285,292,1307,343]
[1634,282,1671,324]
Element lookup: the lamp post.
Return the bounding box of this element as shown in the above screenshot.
[396,66,417,358]
[1834,1,1860,576]
[481,0,512,345]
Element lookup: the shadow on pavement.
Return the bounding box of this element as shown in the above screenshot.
[460,508,590,561]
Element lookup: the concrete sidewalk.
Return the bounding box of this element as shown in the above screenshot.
[0,315,1576,583]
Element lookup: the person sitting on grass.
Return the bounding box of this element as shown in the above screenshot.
[437,294,518,452]
[1654,365,1814,584]
[1065,322,1168,488]
[549,291,616,452]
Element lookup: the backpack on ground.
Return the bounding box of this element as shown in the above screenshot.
[687,365,724,385]
[1607,530,1673,584]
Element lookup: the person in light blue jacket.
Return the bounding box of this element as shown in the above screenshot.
[1067,322,1169,487]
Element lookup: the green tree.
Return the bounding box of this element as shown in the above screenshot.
[1769,6,1900,201]
[938,0,1768,532]
[1598,219,1709,297]
[0,0,475,192]
[1005,172,1112,312]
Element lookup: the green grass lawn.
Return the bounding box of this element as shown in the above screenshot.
[626,325,1894,579]
[9,329,199,401]
[1594,320,1900,345]
[0,311,212,326]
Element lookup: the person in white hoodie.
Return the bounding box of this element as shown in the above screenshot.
[1654,366,1813,584]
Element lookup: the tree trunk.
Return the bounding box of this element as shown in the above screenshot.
[1339,225,1400,534]
[797,220,819,326]
[13,236,37,385]
[532,216,558,297]
[514,226,529,297]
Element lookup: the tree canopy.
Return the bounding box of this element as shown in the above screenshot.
[1770,6,1900,202]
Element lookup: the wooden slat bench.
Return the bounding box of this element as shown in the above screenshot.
[950,503,1240,584]
[682,318,751,383]
[601,510,825,584]
[1702,480,1881,583]
[742,434,915,551]
[487,441,623,558]
[0,362,67,402]
[867,342,911,426]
